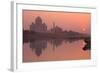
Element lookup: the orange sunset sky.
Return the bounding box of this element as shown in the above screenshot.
[23,10,91,34]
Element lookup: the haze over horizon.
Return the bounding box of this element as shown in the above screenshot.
[23,10,91,34]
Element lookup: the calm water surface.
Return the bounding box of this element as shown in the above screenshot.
[23,39,91,62]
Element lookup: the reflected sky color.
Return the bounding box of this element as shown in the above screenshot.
[23,40,91,62]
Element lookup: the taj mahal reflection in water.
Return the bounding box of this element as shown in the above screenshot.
[24,39,90,57]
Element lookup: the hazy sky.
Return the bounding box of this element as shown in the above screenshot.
[23,10,91,34]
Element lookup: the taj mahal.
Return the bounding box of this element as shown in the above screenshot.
[30,16,47,32]
[30,16,63,33]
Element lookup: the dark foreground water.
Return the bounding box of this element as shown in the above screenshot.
[23,39,91,62]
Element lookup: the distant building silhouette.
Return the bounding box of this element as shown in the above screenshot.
[30,16,47,32]
[50,22,63,33]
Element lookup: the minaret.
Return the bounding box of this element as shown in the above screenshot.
[53,22,56,33]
